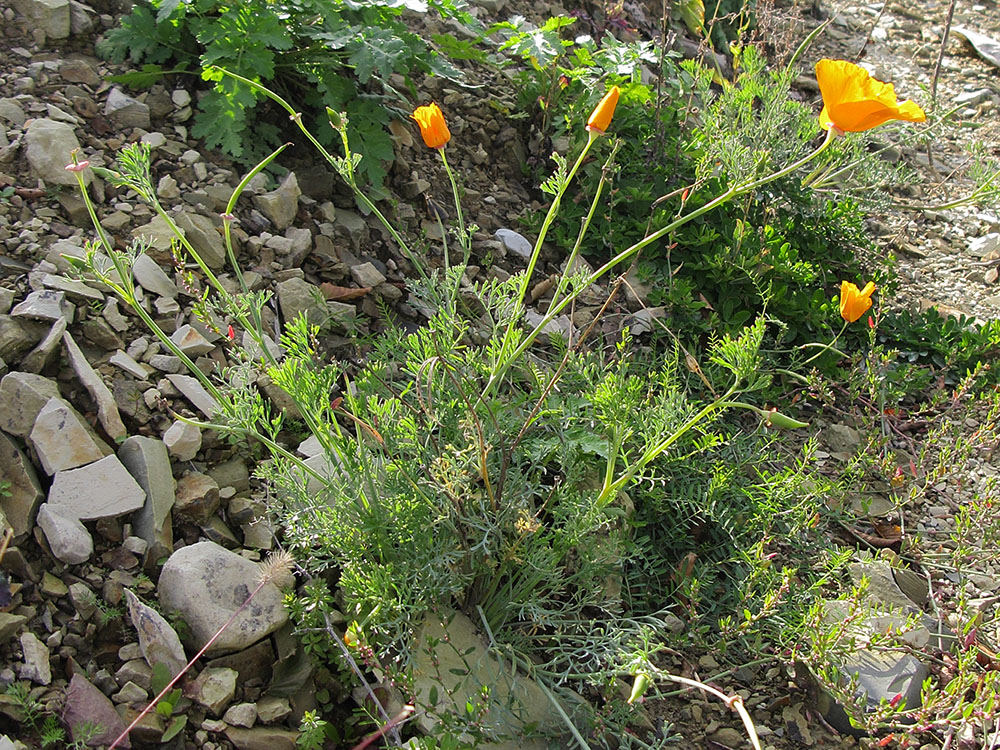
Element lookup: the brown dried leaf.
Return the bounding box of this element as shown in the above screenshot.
[320,283,369,301]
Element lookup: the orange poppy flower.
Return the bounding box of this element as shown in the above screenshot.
[816,60,926,133]
[586,86,621,133]
[412,102,451,149]
[840,280,876,323]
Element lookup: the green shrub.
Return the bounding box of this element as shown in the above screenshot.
[514,42,912,361]
[97,0,476,189]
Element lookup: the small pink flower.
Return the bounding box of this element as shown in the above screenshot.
[64,160,90,173]
[220,212,236,222]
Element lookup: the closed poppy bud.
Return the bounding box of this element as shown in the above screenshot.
[586,85,620,133]
[839,280,876,323]
[627,672,651,704]
[326,107,344,130]
[765,408,809,430]
[412,102,451,149]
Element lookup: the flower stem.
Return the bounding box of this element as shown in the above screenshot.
[481,127,838,402]
[801,320,849,365]
[439,147,470,264]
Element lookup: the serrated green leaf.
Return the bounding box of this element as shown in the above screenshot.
[155,0,183,24]
[431,33,487,63]
[347,27,408,83]
[190,87,250,157]
[96,6,176,64]
[107,63,177,89]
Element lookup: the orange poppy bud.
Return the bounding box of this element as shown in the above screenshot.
[412,102,451,149]
[839,280,876,323]
[816,60,926,133]
[586,85,620,134]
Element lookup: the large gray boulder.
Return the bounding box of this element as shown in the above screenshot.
[11,0,70,40]
[158,542,288,654]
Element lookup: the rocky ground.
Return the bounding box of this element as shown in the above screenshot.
[0,0,999,747]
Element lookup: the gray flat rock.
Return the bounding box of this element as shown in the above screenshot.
[63,673,131,748]
[494,228,533,262]
[252,172,300,231]
[0,372,62,437]
[124,589,187,677]
[11,0,70,39]
[165,373,220,418]
[63,331,127,441]
[29,397,110,474]
[11,290,74,322]
[118,435,175,565]
[37,503,93,564]
[104,87,151,130]
[109,350,155,379]
[18,632,51,685]
[48,454,147,521]
[21,317,68,374]
[175,212,226,269]
[412,609,573,747]
[0,431,44,537]
[133,215,184,256]
[170,324,214,357]
[24,118,87,186]
[132,253,177,298]
[163,419,201,461]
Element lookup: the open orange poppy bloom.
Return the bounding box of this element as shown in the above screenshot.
[840,280,876,323]
[816,60,926,133]
[586,86,621,133]
[412,102,451,148]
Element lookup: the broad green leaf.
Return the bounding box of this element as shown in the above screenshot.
[162,715,187,742]
[150,662,172,695]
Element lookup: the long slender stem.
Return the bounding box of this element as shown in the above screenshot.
[597,385,739,506]
[652,671,763,750]
[215,69,427,284]
[481,127,838,403]
[518,130,600,306]
[801,320,849,365]
[547,140,620,314]
[439,147,469,262]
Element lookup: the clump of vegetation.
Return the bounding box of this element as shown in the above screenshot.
[3,682,102,749]
[68,13,1000,745]
[96,0,477,189]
